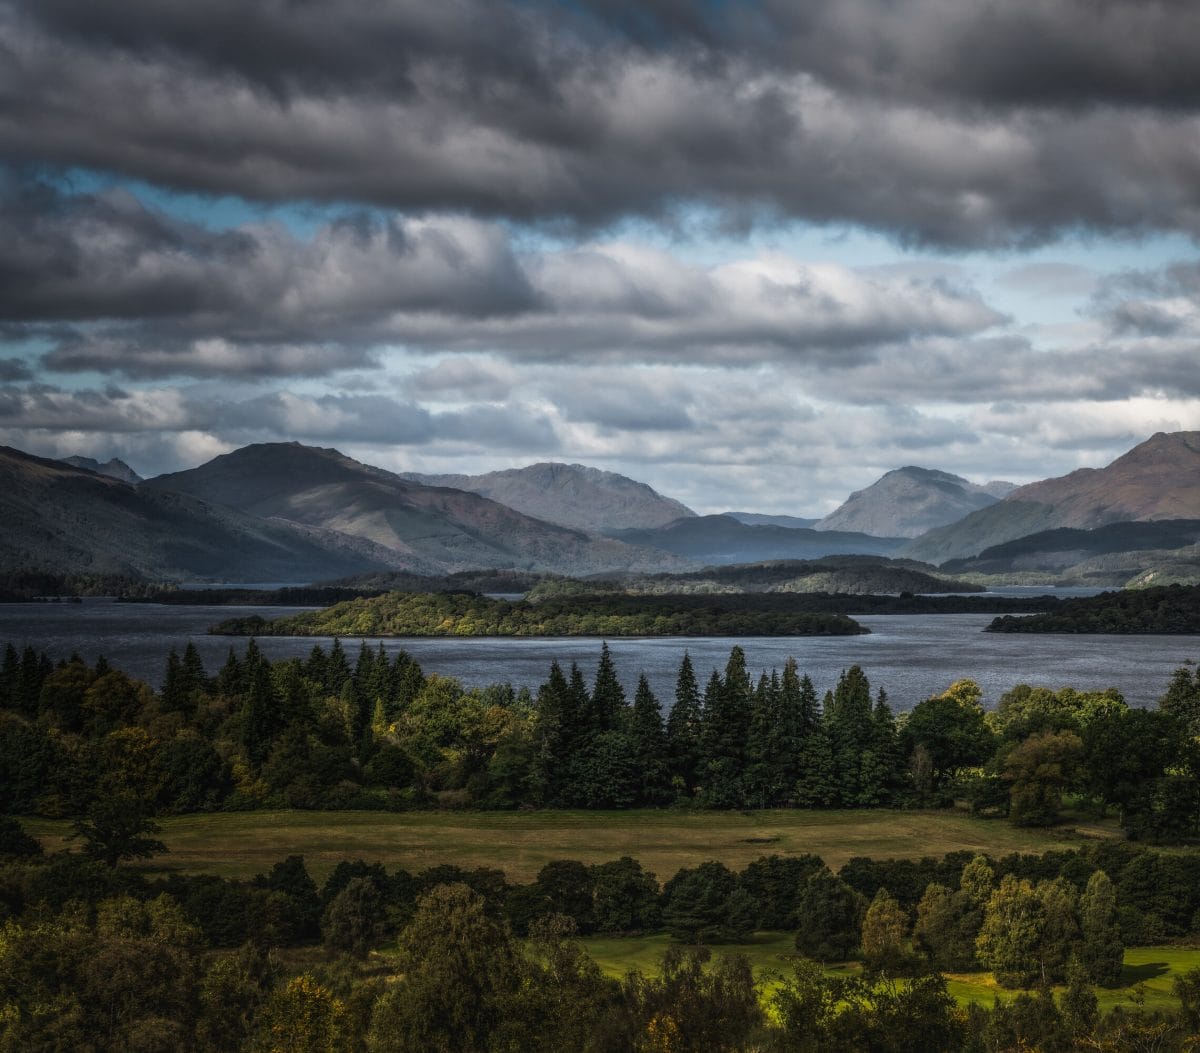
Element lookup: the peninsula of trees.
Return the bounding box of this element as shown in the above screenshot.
[211,591,869,638]
[987,582,1200,634]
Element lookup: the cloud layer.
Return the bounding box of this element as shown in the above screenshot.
[2,1,1199,512]
[5,0,1200,245]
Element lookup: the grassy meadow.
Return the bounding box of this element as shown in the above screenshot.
[22,807,1122,883]
[580,934,1200,1013]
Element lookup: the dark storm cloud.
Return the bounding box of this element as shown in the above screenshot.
[5,1,1200,245]
[0,180,536,329]
[5,182,1000,378]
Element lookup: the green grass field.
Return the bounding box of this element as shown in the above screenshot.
[579,934,1200,1013]
[22,807,1122,883]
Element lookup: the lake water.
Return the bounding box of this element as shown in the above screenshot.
[0,598,1196,712]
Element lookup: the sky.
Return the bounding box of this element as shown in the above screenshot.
[1,0,1199,516]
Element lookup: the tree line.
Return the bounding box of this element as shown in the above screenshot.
[3,640,1200,846]
[987,582,1200,634]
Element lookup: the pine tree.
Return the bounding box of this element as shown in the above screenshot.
[326,638,352,694]
[698,650,752,808]
[15,646,50,715]
[181,642,208,697]
[215,647,244,697]
[665,652,702,796]
[589,642,626,734]
[0,643,18,709]
[629,675,670,806]
[1060,956,1099,1038]
[242,659,282,766]
[161,648,186,713]
[794,720,837,807]
[1161,665,1200,740]
[303,643,328,689]
[388,650,425,714]
[857,688,902,806]
[745,671,778,808]
[533,661,570,805]
[771,661,815,803]
[825,666,875,806]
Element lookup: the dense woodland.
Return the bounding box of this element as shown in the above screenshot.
[987,583,1200,634]
[212,591,869,638]
[211,587,1065,638]
[5,640,1200,1048]
[4,640,1200,839]
[4,819,1200,1048]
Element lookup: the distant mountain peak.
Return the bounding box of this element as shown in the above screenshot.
[60,455,143,485]
[816,465,1005,538]
[403,461,695,534]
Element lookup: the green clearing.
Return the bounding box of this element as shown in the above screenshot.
[23,807,1121,884]
[580,935,1200,1013]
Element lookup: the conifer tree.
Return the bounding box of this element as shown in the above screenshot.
[745,671,779,808]
[160,648,186,713]
[1161,665,1200,740]
[0,643,18,709]
[698,650,752,808]
[181,642,208,697]
[242,658,282,766]
[770,661,815,803]
[533,661,571,805]
[629,675,670,806]
[857,688,902,806]
[590,642,626,733]
[303,643,328,689]
[388,650,426,714]
[794,718,837,807]
[216,647,244,697]
[825,666,875,805]
[665,652,702,796]
[325,638,352,694]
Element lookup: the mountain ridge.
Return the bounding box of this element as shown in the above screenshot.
[61,455,143,485]
[144,443,681,576]
[0,445,398,581]
[816,466,1016,538]
[402,461,695,533]
[905,432,1200,563]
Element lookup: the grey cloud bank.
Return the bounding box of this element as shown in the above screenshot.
[5,0,1200,244]
[1,0,1199,512]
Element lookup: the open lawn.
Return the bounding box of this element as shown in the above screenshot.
[580,935,1200,1013]
[23,807,1121,883]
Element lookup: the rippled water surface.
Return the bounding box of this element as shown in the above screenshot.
[1,598,1196,711]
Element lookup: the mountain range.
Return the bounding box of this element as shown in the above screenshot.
[141,443,675,577]
[402,462,694,533]
[2,430,1196,585]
